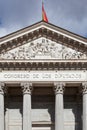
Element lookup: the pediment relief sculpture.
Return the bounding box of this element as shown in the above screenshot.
[0,38,87,59]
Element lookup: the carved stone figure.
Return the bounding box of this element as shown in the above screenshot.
[0,38,86,59]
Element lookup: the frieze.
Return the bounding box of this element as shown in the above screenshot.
[0,70,86,82]
[0,38,86,59]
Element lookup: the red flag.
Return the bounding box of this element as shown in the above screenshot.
[42,3,48,22]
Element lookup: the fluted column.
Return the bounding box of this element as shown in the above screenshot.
[82,82,87,130]
[54,82,65,130]
[21,82,33,130]
[0,83,6,130]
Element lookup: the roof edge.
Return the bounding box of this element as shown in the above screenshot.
[0,21,87,43]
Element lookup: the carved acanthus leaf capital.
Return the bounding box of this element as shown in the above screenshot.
[82,82,87,94]
[21,82,33,94]
[54,82,65,94]
[0,82,7,94]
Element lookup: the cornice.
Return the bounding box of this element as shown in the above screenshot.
[0,60,87,70]
[43,22,87,42]
[0,21,86,42]
[0,27,87,55]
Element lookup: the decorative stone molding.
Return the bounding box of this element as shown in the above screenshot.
[54,82,65,94]
[82,82,87,94]
[21,82,33,94]
[0,83,6,94]
[0,61,86,70]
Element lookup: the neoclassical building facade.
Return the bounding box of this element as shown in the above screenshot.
[0,21,87,130]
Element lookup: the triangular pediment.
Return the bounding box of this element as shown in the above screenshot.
[0,21,87,60]
[0,37,87,60]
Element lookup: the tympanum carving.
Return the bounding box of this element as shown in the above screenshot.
[0,38,86,59]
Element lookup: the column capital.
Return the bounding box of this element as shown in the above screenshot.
[54,82,65,95]
[82,82,87,94]
[0,82,6,95]
[21,82,33,95]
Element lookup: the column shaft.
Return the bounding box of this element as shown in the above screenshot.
[82,83,87,130]
[0,93,4,130]
[54,82,65,130]
[83,94,87,130]
[21,82,33,130]
[23,93,31,130]
[0,83,5,130]
[55,93,64,130]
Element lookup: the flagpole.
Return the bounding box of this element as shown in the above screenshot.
[42,0,45,21]
[42,0,43,21]
[42,0,43,5]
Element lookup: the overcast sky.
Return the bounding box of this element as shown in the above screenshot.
[0,0,87,37]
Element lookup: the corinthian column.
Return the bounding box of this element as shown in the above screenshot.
[0,83,6,130]
[21,82,33,130]
[54,82,65,130]
[82,82,87,130]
